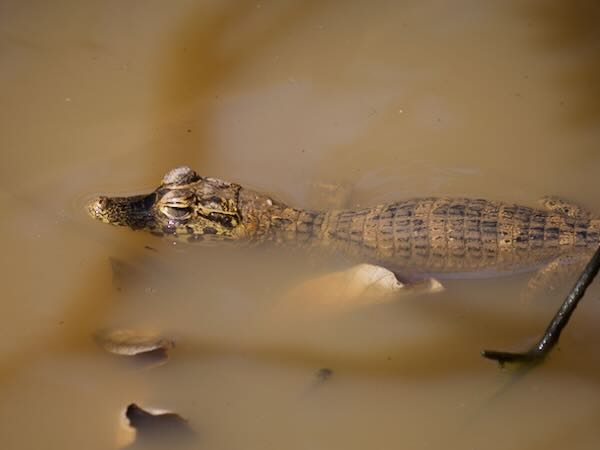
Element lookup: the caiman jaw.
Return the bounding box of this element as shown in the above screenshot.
[87,193,157,230]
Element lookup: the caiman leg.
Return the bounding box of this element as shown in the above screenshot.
[538,195,590,219]
[524,253,591,302]
[523,197,594,301]
[308,181,353,210]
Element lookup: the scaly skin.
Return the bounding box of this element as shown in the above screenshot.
[87,167,600,278]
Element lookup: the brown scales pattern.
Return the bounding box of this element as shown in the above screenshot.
[261,196,600,275]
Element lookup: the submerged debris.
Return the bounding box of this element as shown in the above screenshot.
[316,367,334,382]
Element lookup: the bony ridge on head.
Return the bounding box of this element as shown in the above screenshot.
[161,166,201,186]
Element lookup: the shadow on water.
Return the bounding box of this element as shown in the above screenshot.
[149,0,325,168]
[525,406,600,450]
[0,259,115,383]
[523,0,600,127]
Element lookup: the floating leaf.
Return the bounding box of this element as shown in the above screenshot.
[95,329,175,366]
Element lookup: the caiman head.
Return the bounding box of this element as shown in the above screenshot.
[87,166,246,242]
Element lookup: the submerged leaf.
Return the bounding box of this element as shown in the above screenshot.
[274,263,443,318]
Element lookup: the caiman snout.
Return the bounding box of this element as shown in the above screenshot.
[87,196,110,221]
[87,193,157,230]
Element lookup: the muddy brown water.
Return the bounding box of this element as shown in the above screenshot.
[2,1,600,449]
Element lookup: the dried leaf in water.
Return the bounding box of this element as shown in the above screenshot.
[117,403,195,449]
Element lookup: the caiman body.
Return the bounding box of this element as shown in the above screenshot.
[88,167,600,278]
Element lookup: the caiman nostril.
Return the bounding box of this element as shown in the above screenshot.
[87,196,109,218]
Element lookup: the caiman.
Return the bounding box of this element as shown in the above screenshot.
[87,166,600,284]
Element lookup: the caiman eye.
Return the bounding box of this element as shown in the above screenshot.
[158,189,195,220]
[161,205,193,220]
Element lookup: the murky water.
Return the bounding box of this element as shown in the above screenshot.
[2,0,600,448]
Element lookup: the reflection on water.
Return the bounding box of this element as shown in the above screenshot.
[1,0,600,449]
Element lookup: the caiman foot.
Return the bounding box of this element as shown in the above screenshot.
[308,181,353,210]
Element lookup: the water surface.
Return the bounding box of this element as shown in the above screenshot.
[2,1,600,449]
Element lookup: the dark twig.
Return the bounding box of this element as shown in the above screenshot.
[482,245,600,366]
